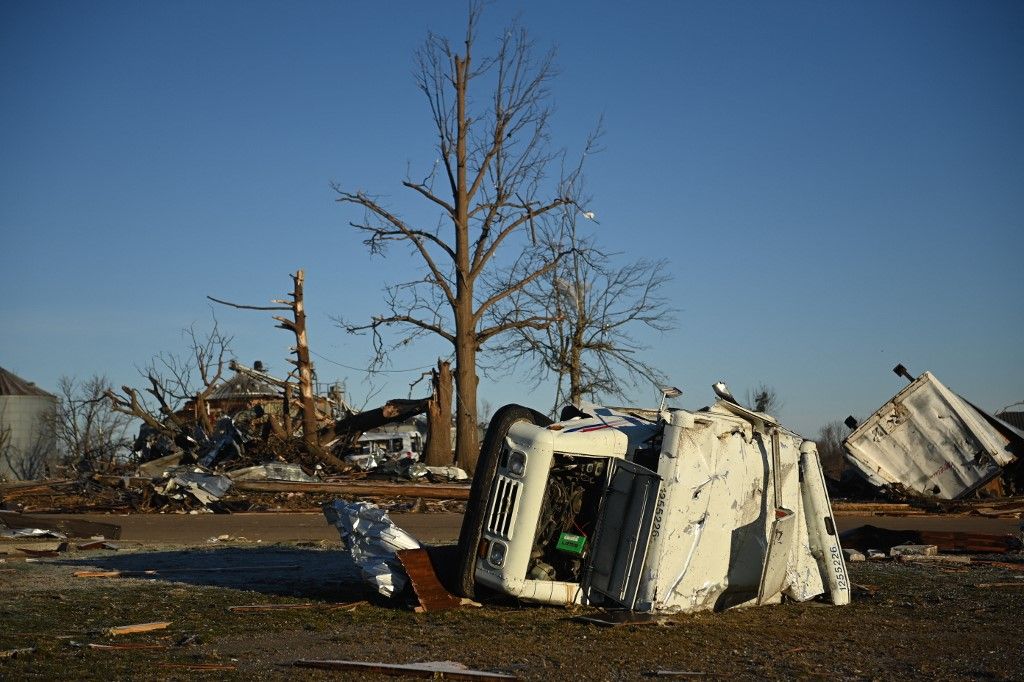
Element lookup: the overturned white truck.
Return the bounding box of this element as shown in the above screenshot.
[454,390,850,614]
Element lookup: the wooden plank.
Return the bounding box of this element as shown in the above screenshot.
[158,663,237,671]
[227,601,366,613]
[0,479,74,493]
[396,548,462,612]
[88,474,471,500]
[293,660,517,680]
[17,544,67,557]
[231,480,470,500]
[107,621,171,636]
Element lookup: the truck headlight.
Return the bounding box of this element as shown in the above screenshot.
[487,540,508,568]
[507,450,527,477]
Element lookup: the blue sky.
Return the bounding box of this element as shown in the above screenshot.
[2,1,1021,436]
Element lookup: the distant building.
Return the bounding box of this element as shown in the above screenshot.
[0,367,57,480]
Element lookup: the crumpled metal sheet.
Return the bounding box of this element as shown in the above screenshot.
[199,416,244,468]
[157,468,233,505]
[323,500,421,597]
[426,466,469,482]
[227,463,317,482]
[845,371,1021,499]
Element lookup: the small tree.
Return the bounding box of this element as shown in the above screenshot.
[491,217,674,408]
[334,4,593,472]
[54,375,132,473]
[747,383,782,415]
[817,420,851,481]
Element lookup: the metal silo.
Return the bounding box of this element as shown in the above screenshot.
[0,367,57,480]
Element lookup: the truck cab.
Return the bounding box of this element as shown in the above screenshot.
[456,397,850,614]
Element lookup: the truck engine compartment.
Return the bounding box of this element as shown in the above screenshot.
[527,454,607,582]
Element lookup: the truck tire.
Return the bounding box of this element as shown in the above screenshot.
[453,403,553,598]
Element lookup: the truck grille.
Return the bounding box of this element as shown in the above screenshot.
[485,475,521,540]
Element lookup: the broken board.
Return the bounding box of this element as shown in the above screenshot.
[396,548,463,612]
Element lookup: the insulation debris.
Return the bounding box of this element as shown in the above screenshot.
[323,499,421,597]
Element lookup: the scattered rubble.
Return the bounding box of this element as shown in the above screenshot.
[839,524,1023,554]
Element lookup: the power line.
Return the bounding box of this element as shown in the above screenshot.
[309,350,433,374]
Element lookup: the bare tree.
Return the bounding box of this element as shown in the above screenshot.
[53,375,132,473]
[817,420,852,481]
[490,217,674,408]
[747,383,783,415]
[333,4,592,472]
[107,317,233,439]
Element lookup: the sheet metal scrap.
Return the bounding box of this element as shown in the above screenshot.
[226,462,317,482]
[0,511,120,539]
[323,499,421,598]
[155,469,232,505]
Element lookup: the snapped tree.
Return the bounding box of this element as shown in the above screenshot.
[333,5,592,472]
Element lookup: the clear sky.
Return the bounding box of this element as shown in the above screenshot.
[2,1,1022,437]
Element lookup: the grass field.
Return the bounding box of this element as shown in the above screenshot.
[2,538,1023,680]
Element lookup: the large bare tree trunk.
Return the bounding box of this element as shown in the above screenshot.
[454,336,480,472]
[333,8,581,474]
[424,359,453,466]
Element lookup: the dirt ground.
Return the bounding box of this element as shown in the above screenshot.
[2,513,1023,680]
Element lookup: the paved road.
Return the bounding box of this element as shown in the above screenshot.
[31,511,464,544]
[26,511,1020,546]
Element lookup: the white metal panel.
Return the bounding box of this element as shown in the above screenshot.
[844,372,1016,499]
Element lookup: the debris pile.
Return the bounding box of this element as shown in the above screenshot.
[1,360,469,514]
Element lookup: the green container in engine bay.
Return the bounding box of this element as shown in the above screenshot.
[556,532,586,555]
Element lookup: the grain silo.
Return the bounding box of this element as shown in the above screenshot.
[0,366,57,480]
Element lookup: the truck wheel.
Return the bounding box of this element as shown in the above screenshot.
[453,404,552,598]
